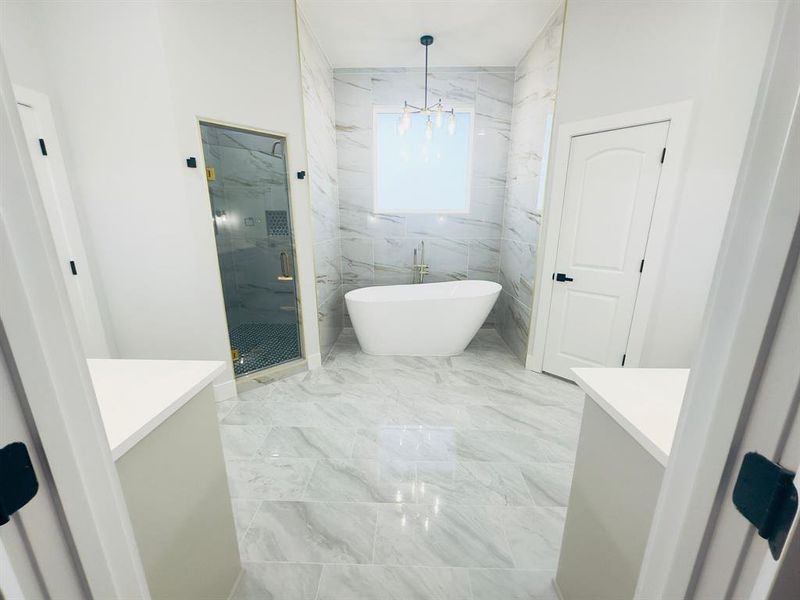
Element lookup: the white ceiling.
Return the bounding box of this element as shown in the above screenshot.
[298,1,561,68]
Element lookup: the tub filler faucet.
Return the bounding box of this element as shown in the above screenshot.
[412,241,429,284]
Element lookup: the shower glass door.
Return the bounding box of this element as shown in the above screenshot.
[200,122,302,376]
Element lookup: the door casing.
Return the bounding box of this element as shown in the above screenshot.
[541,121,670,378]
[528,101,693,372]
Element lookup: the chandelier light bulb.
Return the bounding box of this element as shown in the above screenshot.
[448,112,456,135]
[395,36,455,141]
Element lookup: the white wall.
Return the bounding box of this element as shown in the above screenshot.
[0,0,320,394]
[533,0,777,367]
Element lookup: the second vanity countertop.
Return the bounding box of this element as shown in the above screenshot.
[571,367,690,466]
[87,358,225,460]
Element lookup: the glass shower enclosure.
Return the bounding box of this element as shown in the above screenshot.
[200,122,302,377]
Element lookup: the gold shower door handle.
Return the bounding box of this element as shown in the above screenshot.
[278,251,294,281]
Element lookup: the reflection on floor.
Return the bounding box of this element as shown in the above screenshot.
[229,322,301,376]
[216,328,584,600]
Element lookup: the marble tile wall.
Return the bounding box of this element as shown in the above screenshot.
[299,12,343,359]
[496,7,565,360]
[334,66,515,325]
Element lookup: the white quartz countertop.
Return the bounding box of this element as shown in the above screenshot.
[87,358,225,460]
[571,368,690,466]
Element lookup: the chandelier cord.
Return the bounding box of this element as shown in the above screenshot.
[424,42,429,110]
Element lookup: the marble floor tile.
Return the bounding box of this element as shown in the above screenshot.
[301,366,378,385]
[444,367,510,388]
[259,427,357,459]
[485,383,583,408]
[304,459,416,503]
[232,562,322,600]
[269,382,389,404]
[416,461,532,507]
[393,381,491,406]
[226,458,315,500]
[383,397,473,429]
[237,385,274,402]
[219,424,271,459]
[502,507,567,570]
[317,564,472,600]
[269,400,386,429]
[216,399,238,421]
[453,430,558,463]
[241,501,377,564]
[519,463,574,507]
[231,498,261,540]
[352,427,456,461]
[219,326,584,594]
[374,503,514,568]
[221,401,274,427]
[465,405,580,447]
[469,568,558,600]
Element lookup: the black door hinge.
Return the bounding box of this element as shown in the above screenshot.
[69,260,78,275]
[640,259,645,273]
[733,452,798,559]
[38,138,48,156]
[0,442,39,526]
[186,157,197,168]
[621,354,626,366]
[660,147,666,164]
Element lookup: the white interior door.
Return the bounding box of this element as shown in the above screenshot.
[542,121,669,380]
[14,87,111,358]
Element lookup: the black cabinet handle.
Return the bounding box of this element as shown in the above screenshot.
[554,273,574,282]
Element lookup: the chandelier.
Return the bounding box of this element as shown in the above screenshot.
[398,35,456,139]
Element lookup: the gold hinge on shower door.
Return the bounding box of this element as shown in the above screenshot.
[206,167,216,181]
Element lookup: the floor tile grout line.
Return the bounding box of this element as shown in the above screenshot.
[236,556,558,574]
[369,499,380,565]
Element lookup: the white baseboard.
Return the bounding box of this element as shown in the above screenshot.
[553,576,566,600]
[213,378,237,401]
[306,352,322,369]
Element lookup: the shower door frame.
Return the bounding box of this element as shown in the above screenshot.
[196,117,306,378]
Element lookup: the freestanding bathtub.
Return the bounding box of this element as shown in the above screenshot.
[345,280,501,356]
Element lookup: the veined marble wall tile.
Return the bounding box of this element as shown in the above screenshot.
[499,239,537,307]
[373,238,419,285]
[300,12,343,356]
[318,287,344,360]
[335,67,513,300]
[339,199,407,240]
[420,237,469,282]
[496,291,531,362]
[405,211,501,240]
[341,238,374,285]
[468,239,501,282]
[315,239,343,304]
[497,6,564,361]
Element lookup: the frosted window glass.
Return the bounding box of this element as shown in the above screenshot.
[374,111,473,213]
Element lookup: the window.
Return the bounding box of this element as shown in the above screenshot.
[374,107,473,213]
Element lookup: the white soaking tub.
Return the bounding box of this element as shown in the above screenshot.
[345,280,501,356]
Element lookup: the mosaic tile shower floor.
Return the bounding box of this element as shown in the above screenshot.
[229,322,301,377]
[217,328,584,599]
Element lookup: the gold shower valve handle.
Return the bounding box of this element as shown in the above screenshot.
[277,275,294,281]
